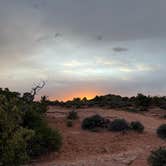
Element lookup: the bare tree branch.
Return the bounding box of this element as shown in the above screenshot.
[31,81,46,99]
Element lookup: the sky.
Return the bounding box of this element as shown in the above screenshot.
[0,0,166,101]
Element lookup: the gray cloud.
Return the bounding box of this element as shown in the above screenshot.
[112,47,129,52]
[0,0,166,100]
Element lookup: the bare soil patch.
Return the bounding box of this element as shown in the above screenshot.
[31,107,166,166]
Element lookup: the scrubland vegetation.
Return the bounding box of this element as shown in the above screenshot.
[157,124,166,139]
[81,114,145,133]
[49,93,166,112]
[67,110,78,120]
[148,147,166,166]
[0,88,62,166]
[130,121,144,133]
[82,114,110,131]
[1,88,166,166]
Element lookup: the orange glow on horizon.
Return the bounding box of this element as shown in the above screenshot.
[50,91,102,101]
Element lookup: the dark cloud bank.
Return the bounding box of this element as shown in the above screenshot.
[0,0,166,100]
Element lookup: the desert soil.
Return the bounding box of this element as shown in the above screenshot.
[30,107,166,166]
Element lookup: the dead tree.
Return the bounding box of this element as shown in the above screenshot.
[31,81,46,100]
[23,81,46,102]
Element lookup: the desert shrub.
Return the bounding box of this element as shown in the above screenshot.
[40,96,49,113]
[82,114,109,130]
[0,88,62,165]
[135,93,151,108]
[23,110,62,157]
[160,114,166,119]
[1,128,34,166]
[0,106,34,166]
[91,94,131,108]
[127,108,139,113]
[130,121,144,133]
[23,110,45,129]
[27,126,62,157]
[39,127,62,152]
[157,124,166,139]
[160,104,166,110]
[67,110,78,120]
[148,147,166,166]
[109,119,129,132]
[90,128,102,132]
[66,120,73,127]
[23,108,62,158]
[137,106,148,111]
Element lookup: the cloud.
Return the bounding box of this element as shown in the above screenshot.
[96,35,103,41]
[36,35,50,42]
[119,64,160,73]
[0,0,166,99]
[36,33,62,42]
[113,47,129,52]
[54,33,62,39]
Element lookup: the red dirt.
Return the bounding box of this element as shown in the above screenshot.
[31,107,166,166]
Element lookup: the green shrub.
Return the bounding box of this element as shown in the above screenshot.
[109,119,129,132]
[23,110,62,158]
[23,110,45,129]
[160,104,166,110]
[66,120,73,127]
[0,108,34,166]
[67,110,78,120]
[137,106,148,111]
[148,147,166,166]
[1,132,33,166]
[130,121,144,133]
[127,108,138,113]
[0,88,63,165]
[127,107,148,113]
[135,93,151,107]
[27,126,62,157]
[82,114,109,130]
[90,128,102,132]
[160,114,166,119]
[157,124,166,139]
[40,127,62,152]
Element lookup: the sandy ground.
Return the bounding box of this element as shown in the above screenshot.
[31,106,166,166]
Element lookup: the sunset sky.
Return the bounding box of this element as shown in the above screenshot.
[0,0,166,101]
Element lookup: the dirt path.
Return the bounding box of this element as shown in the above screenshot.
[31,107,166,166]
